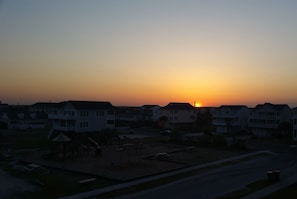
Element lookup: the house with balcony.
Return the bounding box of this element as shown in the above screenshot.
[212,105,249,134]
[0,106,47,130]
[159,102,196,129]
[48,101,115,135]
[248,103,292,137]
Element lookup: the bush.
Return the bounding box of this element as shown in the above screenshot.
[197,135,212,146]
[212,135,227,148]
[230,140,247,150]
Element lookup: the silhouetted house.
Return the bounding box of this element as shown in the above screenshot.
[160,102,196,129]
[0,101,8,111]
[196,106,216,115]
[115,105,160,127]
[140,105,160,123]
[293,107,297,141]
[0,106,47,130]
[0,102,9,128]
[48,101,115,134]
[248,103,292,137]
[212,105,249,134]
[115,106,141,127]
[31,102,58,113]
[196,107,215,130]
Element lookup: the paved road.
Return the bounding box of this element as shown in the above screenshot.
[118,147,297,199]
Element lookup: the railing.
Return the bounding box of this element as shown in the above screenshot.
[52,125,76,131]
[248,123,278,128]
[48,113,76,120]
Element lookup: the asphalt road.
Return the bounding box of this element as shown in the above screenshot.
[119,146,297,199]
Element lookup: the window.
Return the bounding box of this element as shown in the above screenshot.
[107,120,114,124]
[80,111,89,117]
[80,121,88,128]
[108,110,114,115]
[64,111,75,116]
[97,111,104,117]
[61,120,66,127]
[18,114,24,119]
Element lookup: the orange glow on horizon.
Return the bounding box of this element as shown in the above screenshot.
[194,101,202,107]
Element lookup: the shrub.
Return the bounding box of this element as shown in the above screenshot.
[230,140,247,150]
[212,135,227,148]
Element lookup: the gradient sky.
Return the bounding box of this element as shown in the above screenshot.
[0,0,297,107]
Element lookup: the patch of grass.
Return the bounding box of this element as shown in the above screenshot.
[247,179,272,189]
[14,134,49,149]
[263,183,297,199]
[1,130,50,149]
[216,179,273,199]
[148,147,247,166]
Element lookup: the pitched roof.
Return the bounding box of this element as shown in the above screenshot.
[52,133,71,142]
[162,102,194,110]
[218,105,248,111]
[31,102,59,108]
[142,105,160,109]
[67,101,114,110]
[254,103,290,112]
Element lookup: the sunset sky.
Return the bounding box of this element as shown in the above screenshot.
[1,0,297,107]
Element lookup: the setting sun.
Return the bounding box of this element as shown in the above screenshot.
[194,102,202,107]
